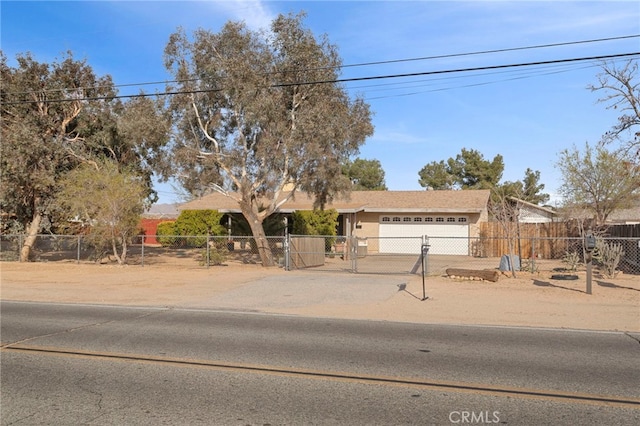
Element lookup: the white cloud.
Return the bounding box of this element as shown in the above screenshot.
[212,0,276,31]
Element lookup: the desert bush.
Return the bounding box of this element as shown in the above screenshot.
[593,239,624,278]
[208,240,229,266]
[562,250,581,272]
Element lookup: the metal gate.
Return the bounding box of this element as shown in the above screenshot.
[285,234,427,275]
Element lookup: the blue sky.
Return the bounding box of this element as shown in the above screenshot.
[2,1,639,205]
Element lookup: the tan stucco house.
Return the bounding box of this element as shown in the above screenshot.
[179,189,491,255]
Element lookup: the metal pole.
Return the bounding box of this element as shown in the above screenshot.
[421,237,429,301]
[351,236,357,273]
[586,253,592,295]
[77,235,81,264]
[141,235,145,267]
[206,235,211,269]
[531,236,536,272]
[284,234,290,271]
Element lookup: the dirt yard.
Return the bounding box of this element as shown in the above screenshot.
[1,259,638,332]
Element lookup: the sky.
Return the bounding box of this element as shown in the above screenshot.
[2,1,639,206]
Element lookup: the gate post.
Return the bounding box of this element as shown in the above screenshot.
[206,234,211,269]
[141,235,145,267]
[350,236,358,272]
[421,237,430,300]
[284,234,291,271]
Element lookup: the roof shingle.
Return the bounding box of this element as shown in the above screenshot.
[178,189,491,214]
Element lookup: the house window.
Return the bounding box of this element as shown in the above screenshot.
[436,217,444,222]
[457,217,467,223]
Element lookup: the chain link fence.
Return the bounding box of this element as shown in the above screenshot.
[2,233,639,277]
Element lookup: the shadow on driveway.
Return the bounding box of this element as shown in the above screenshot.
[532,279,585,294]
[597,280,640,292]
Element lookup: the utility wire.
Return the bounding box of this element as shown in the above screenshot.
[364,64,598,100]
[337,34,640,69]
[345,59,600,91]
[2,52,638,106]
[4,34,638,97]
[274,52,640,87]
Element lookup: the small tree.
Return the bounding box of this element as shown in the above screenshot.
[589,60,640,159]
[489,186,520,278]
[418,148,504,190]
[498,168,550,205]
[343,158,387,190]
[56,161,148,264]
[557,142,640,228]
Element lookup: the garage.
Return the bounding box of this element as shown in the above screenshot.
[378,215,469,255]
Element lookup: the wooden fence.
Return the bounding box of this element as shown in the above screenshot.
[478,222,640,260]
[608,223,640,238]
[477,222,576,259]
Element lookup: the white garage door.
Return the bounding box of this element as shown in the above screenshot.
[378,215,469,255]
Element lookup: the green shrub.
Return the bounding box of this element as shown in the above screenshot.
[173,210,226,247]
[292,209,338,236]
[156,221,178,247]
[292,209,339,251]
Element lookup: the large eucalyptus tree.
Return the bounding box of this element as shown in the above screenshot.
[163,13,373,266]
[1,52,116,260]
[1,52,169,261]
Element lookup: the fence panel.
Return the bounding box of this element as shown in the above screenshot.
[285,235,424,275]
[3,233,638,276]
[139,235,282,268]
[0,234,22,261]
[289,236,326,269]
[354,237,424,275]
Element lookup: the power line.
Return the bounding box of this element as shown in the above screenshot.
[364,64,599,101]
[275,52,640,87]
[337,34,640,69]
[2,52,638,106]
[4,34,638,97]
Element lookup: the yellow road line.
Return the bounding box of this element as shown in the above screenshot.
[4,344,640,409]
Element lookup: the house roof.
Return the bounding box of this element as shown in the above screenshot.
[606,205,640,224]
[508,197,557,217]
[178,189,491,214]
[143,203,181,219]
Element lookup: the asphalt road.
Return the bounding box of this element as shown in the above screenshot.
[2,301,639,425]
